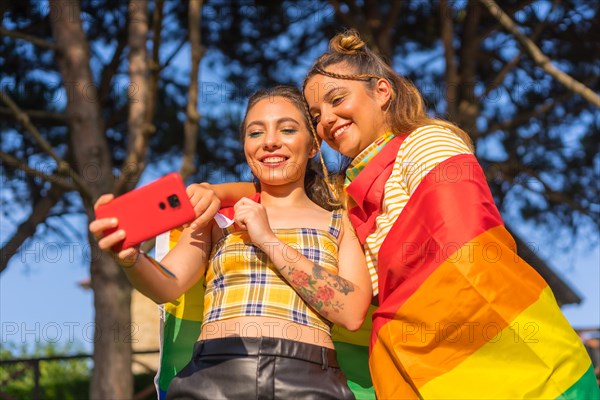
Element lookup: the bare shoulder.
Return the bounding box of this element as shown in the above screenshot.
[308,203,338,221]
[305,205,345,234]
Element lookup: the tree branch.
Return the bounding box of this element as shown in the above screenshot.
[0,27,58,50]
[0,107,67,123]
[98,18,130,107]
[480,52,523,101]
[0,91,92,199]
[440,0,459,119]
[180,0,204,180]
[483,100,555,138]
[363,0,381,50]
[0,152,77,191]
[480,78,593,138]
[328,0,381,55]
[142,0,163,145]
[380,1,401,40]
[50,0,114,206]
[480,1,554,101]
[0,184,65,274]
[478,0,536,43]
[115,0,151,194]
[479,0,600,108]
[372,0,400,60]
[456,0,482,135]
[492,163,595,219]
[46,212,83,243]
[159,36,187,72]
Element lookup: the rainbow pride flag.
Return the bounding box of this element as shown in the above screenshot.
[346,146,598,398]
[154,226,376,399]
[154,228,203,400]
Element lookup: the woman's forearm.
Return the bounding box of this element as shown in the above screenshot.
[202,181,256,207]
[120,252,186,304]
[257,238,369,331]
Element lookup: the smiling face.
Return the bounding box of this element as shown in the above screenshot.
[242,96,317,188]
[304,65,391,159]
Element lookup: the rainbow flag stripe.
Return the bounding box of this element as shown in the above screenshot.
[347,149,598,399]
[154,228,204,400]
[154,227,376,399]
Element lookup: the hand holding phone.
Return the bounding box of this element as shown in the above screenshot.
[94,173,195,252]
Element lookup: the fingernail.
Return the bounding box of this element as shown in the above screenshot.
[191,223,197,229]
[111,218,118,225]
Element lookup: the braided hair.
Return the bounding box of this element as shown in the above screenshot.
[303,29,473,150]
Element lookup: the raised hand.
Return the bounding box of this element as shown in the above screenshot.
[233,197,276,248]
[185,183,221,229]
[88,193,140,267]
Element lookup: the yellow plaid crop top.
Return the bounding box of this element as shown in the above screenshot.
[202,208,343,334]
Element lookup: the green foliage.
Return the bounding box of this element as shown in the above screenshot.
[0,342,158,400]
[0,342,90,400]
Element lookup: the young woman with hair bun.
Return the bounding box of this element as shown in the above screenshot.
[302,29,597,399]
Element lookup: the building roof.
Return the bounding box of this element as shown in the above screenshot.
[507,225,582,306]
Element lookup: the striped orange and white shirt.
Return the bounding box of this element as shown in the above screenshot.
[350,125,473,295]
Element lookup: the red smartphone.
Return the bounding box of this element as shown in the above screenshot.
[95,172,195,251]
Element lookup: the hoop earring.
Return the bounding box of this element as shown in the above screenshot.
[384,87,396,113]
[384,98,393,113]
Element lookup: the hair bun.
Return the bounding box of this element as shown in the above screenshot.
[329,30,366,54]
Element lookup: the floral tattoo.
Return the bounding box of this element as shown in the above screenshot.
[312,264,355,295]
[283,264,355,316]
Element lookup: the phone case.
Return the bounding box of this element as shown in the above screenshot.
[95,172,195,251]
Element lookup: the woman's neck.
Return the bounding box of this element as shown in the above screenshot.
[259,183,314,209]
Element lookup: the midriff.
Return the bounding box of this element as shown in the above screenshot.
[199,316,334,349]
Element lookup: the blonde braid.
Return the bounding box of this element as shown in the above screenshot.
[313,66,379,82]
[301,97,343,206]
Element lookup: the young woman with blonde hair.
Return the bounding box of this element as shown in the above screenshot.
[188,31,598,399]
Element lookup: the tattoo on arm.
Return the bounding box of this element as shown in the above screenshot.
[312,264,354,295]
[284,263,355,316]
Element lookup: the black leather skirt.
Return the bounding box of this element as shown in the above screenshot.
[166,336,355,400]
